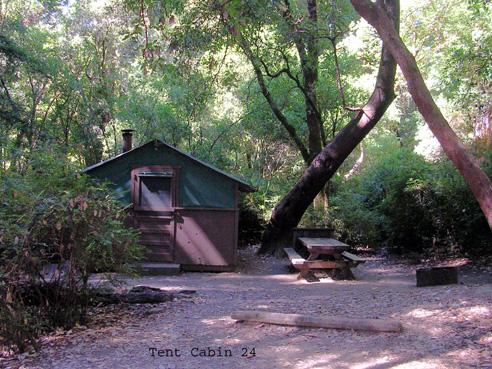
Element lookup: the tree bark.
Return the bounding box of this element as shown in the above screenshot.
[259,0,399,254]
[279,0,324,162]
[303,0,323,163]
[350,0,492,230]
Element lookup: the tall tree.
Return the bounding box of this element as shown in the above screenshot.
[350,0,492,230]
[218,0,343,165]
[259,0,399,253]
[0,0,135,168]
[150,0,362,168]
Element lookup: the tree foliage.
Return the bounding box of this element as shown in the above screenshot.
[329,149,492,258]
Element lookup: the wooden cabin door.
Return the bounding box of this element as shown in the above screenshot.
[131,166,177,263]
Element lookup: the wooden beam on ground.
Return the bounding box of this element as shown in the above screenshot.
[231,311,402,333]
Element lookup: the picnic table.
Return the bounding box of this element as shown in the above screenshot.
[284,237,365,280]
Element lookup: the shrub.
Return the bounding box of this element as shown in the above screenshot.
[238,196,265,247]
[328,148,492,258]
[0,155,141,352]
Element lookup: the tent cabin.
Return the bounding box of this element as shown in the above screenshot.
[82,130,255,272]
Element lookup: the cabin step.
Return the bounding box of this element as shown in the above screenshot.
[139,233,172,241]
[145,256,174,263]
[136,263,181,276]
[145,250,172,257]
[135,215,173,221]
[139,238,172,247]
[141,243,173,254]
[138,225,171,232]
[139,230,171,236]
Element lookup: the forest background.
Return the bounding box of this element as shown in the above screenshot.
[1,0,491,259]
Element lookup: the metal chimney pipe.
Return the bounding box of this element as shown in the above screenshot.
[122,129,135,153]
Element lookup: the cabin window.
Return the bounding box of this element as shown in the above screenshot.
[139,176,172,209]
[131,167,176,211]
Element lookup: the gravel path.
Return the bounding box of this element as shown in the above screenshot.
[7,252,492,369]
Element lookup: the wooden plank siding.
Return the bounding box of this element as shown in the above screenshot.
[175,208,238,269]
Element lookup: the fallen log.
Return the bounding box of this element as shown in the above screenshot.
[92,286,196,305]
[92,286,174,304]
[231,311,402,333]
[12,283,196,306]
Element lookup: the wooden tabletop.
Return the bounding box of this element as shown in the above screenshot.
[298,237,350,253]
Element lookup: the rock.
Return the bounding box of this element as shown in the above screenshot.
[416,267,459,287]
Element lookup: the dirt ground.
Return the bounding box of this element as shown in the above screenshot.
[3,247,492,369]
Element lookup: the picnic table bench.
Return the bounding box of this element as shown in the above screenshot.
[284,237,365,280]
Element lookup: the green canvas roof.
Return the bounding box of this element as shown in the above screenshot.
[82,139,256,193]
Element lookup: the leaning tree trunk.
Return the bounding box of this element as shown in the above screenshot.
[351,0,492,230]
[259,0,399,254]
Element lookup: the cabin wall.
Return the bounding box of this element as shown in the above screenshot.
[85,142,241,270]
[87,142,236,209]
[174,208,238,270]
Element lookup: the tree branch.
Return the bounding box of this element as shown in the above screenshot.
[0,76,26,124]
[224,17,311,162]
[329,37,362,112]
[139,0,151,58]
[279,0,323,160]
[258,51,323,124]
[208,110,253,153]
[258,58,289,79]
[244,44,310,163]
[280,51,324,122]
[281,0,309,73]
